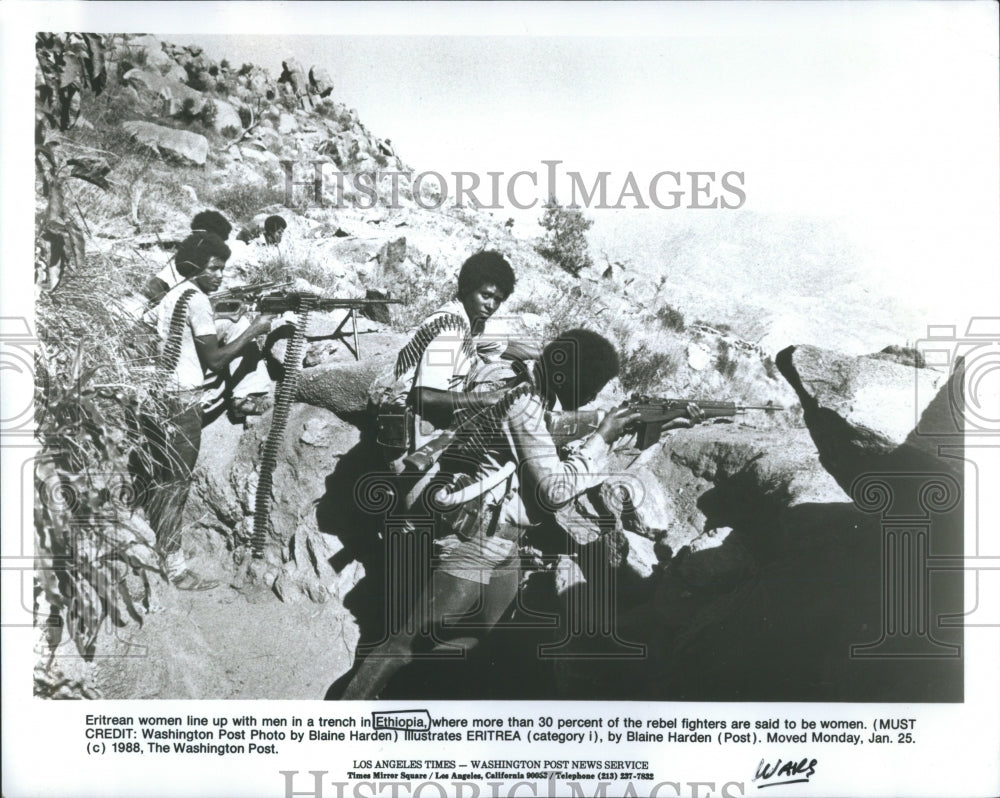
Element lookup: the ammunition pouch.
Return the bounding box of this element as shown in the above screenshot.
[375,404,413,451]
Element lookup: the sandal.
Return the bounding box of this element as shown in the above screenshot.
[171,569,221,591]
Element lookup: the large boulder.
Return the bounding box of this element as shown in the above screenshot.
[123,35,174,72]
[616,423,846,557]
[121,121,208,166]
[186,405,366,603]
[309,66,334,98]
[122,68,206,117]
[776,344,959,491]
[296,351,396,416]
[278,58,312,109]
[211,99,243,134]
[162,62,189,84]
[278,112,298,136]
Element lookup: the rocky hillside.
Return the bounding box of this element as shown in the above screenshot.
[36,35,963,701]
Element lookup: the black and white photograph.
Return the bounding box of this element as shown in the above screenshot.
[2,2,999,797]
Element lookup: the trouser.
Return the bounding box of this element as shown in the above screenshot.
[339,521,522,700]
[137,397,203,555]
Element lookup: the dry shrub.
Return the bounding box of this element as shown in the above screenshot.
[209,183,286,224]
[370,251,453,331]
[619,344,680,394]
[35,248,177,665]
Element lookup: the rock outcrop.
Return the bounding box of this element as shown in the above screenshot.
[123,68,207,116]
[121,121,208,165]
[309,66,334,98]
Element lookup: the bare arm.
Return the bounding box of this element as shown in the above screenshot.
[194,314,274,374]
[501,339,543,363]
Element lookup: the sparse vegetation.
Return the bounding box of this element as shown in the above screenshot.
[715,339,739,379]
[314,98,338,119]
[655,303,685,332]
[536,198,594,277]
[209,183,286,222]
[35,245,166,665]
[177,97,217,132]
[619,343,679,394]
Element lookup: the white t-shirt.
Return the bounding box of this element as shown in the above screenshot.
[154,260,183,291]
[149,282,216,391]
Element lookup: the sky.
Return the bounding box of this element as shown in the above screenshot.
[163,9,1000,340]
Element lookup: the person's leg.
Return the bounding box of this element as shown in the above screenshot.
[341,528,520,699]
[340,571,483,699]
[433,523,521,650]
[145,400,218,590]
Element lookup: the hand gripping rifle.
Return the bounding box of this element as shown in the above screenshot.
[628,396,781,449]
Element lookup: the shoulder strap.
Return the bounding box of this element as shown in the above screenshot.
[394,312,473,379]
[158,288,199,375]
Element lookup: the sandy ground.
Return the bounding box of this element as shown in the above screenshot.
[82,580,359,700]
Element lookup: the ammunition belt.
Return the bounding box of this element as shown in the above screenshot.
[157,288,198,376]
[449,383,533,463]
[251,296,316,559]
[394,312,472,379]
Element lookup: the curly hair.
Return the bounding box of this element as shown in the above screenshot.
[190,210,233,242]
[457,251,516,300]
[541,328,620,410]
[264,215,287,235]
[175,231,232,278]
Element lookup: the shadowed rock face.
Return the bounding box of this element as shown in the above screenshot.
[775,344,961,492]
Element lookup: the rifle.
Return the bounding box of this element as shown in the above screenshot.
[542,397,784,451]
[627,396,780,449]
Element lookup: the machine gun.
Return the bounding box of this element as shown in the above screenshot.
[627,396,781,449]
[214,289,402,359]
[253,290,402,317]
[210,280,294,321]
[245,289,402,560]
